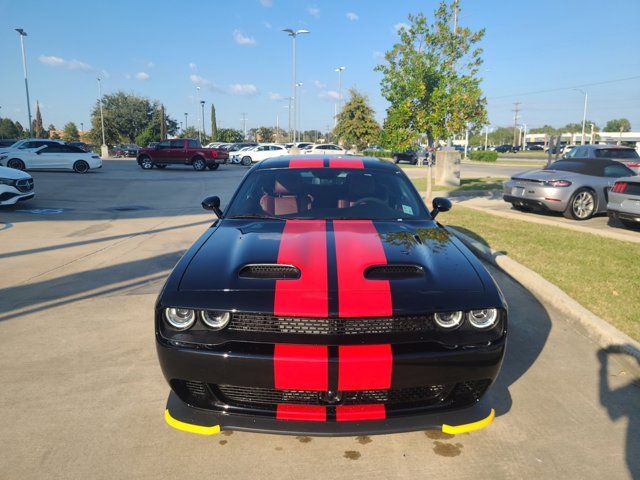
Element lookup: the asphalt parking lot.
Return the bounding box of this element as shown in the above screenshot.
[1,160,639,479]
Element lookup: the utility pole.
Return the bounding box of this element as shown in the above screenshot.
[97,76,107,158]
[195,86,201,140]
[334,66,345,127]
[15,29,33,137]
[484,126,489,150]
[512,102,521,147]
[453,0,459,33]
[184,113,188,132]
[241,112,247,140]
[522,123,527,151]
[200,100,205,142]
[590,123,595,144]
[295,82,303,142]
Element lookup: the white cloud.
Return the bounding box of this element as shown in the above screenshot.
[229,84,258,96]
[189,62,198,72]
[190,74,213,89]
[135,71,150,81]
[259,0,273,6]
[307,5,320,17]
[269,92,285,100]
[313,80,326,89]
[233,30,256,46]
[346,12,359,21]
[394,22,409,32]
[319,90,339,101]
[39,55,94,73]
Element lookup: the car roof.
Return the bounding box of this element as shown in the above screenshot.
[256,155,400,171]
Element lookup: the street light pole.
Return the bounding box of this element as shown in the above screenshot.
[200,100,205,142]
[97,76,107,158]
[296,82,303,141]
[283,29,310,144]
[575,89,588,145]
[184,113,188,132]
[484,126,489,150]
[334,66,345,127]
[15,29,33,137]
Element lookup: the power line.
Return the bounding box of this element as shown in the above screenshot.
[488,74,640,100]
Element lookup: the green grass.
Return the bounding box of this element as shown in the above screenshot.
[440,205,640,341]
[410,176,507,192]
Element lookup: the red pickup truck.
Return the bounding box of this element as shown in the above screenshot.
[136,138,228,171]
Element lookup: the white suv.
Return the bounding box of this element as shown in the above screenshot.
[0,165,34,206]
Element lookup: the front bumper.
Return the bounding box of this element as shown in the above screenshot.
[164,389,495,436]
[0,188,34,205]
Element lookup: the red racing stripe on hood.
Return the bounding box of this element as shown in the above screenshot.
[274,220,328,317]
[276,404,327,421]
[333,220,392,317]
[336,404,386,421]
[338,344,392,390]
[274,344,328,390]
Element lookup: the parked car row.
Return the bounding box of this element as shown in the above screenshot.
[0,140,102,173]
[224,142,347,165]
[503,157,640,230]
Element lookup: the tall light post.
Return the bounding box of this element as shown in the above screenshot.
[199,100,205,142]
[184,113,188,132]
[574,88,588,145]
[295,82,303,141]
[334,66,345,127]
[282,28,310,143]
[195,86,201,138]
[283,103,291,142]
[15,29,33,137]
[97,76,107,158]
[484,125,490,150]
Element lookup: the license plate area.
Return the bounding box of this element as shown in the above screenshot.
[512,186,525,196]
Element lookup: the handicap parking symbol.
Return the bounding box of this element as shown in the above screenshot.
[15,208,69,215]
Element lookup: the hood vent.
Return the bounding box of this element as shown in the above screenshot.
[365,264,424,280]
[239,264,301,279]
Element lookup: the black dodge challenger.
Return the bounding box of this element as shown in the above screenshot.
[156,155,507,436]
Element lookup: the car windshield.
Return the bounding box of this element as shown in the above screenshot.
[225,168,430,220]
[594,148,639,159]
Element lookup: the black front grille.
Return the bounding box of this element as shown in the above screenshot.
[15,178,34,192]
[227,313,435,335]
[238,264,300,279]
[214,384,450,408]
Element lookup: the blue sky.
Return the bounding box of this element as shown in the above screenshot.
[1,0,639,134]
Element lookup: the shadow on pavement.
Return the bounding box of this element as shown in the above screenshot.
[598,346,640,479]
[0,250,185,322]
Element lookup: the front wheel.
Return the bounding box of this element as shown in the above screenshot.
[241,156,252,166]
[139,156,154,170]
[207,163,220,170]
[7,158,25,170]
[564,189,596,220]
[192,157,207,171]
[73,160,89,174]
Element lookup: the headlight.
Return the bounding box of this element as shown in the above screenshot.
[200,310,231,330]
[434,311,463,329]
[468,309,498,329]
[164,308,196,330]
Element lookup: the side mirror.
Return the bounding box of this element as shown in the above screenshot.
[202,196,223,218]
[430,197,452,218]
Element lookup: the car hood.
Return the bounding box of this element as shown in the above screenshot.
[175,219,494,316]
[0,165,31,180]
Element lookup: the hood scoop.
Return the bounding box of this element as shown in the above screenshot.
[364,264,424,280]
[238,264,301,280]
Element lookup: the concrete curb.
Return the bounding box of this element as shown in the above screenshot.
[447,226,640,362]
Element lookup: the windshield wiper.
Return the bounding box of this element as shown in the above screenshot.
[227,214,286,220]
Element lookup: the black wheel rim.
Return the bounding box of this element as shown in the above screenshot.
[8,160,23,170]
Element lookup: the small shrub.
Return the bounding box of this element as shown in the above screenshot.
[469,150,498,162]
[363,149,393,159]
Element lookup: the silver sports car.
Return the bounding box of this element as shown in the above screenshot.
[503,158,635,220]
[607,176,640,229]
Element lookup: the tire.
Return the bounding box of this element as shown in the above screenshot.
[620,219,640,230]
[73,160,89,173]
[192,157,207,171]
[241,156,252,166]
[393,155,399,164]
[155,164,167,169]
[207,163,220,170]
[7,158,25,170]
[139,156,154,170]
[564,188,596,220]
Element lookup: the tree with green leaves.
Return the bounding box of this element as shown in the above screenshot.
[32,101,46,138]
[160,106,167,141]
[216,128,244,143]
[376,2,487,150]
[604,118,631,132]
[256,127,274,142]
[0,118,20,139]
[62,122,80,142]
[210,104,218,142]
[88,91,176,145]
[333,89,381,151]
